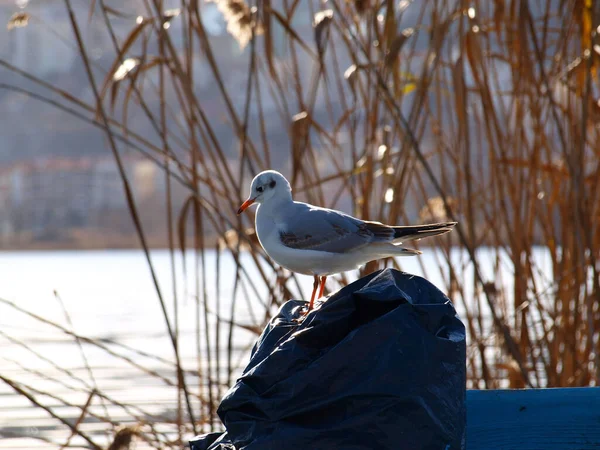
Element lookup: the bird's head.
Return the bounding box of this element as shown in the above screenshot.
[237,170,291,214]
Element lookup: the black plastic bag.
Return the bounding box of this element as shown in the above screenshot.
[190,268,466,450]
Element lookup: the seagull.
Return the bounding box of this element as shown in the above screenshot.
[237,170,456,313]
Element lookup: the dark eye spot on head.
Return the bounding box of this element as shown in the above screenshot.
[257,186,264,193]
[269,180,276,188]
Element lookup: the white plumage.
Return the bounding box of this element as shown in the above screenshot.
[238,170,456,312]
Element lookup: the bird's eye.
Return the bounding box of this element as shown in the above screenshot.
[269,180,276,188]
[257,186,264,193]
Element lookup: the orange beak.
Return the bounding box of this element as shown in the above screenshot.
[237,198,256,215]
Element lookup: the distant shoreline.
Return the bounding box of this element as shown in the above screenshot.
[0,231,220,251]
[0,237,454,252]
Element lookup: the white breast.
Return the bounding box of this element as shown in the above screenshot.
[254,205,368,276]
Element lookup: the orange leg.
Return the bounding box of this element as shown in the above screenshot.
[307,275,319,311]
[318,275,327,298]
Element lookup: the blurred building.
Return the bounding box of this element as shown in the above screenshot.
[92,158,128,211]
[0,167,15,243]
[1,156,161,241]
[9,158,92,238]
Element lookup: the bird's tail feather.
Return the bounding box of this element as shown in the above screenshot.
[391,221,457,243]
[371,244,422,256]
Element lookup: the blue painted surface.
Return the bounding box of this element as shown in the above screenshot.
[467,387,600,449]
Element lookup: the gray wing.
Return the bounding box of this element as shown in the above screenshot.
[278,204,395,253]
